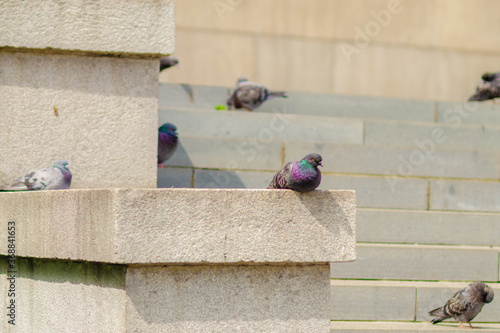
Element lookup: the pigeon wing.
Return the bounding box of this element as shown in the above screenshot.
[25,167,65,190]
[444,289,471,319]
[236,85,265,110]
[268,162,293,189]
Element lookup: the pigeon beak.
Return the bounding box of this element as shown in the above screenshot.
[318,163,323,167]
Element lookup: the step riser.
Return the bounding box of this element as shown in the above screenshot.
[330,284,500,322]
[158,168,429,210]
[158,84,500,125]
[357,209,500,246]
[160,167,500,212]
[330,246,500,281]
[164,136,500,180]
[160,107,500,153]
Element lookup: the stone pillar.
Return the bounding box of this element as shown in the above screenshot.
[0,0,175,188]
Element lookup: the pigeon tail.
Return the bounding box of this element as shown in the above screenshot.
[269,91,287,98]
[429,306,450,324]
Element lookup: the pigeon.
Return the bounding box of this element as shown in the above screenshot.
[468,72,500,101]
[267,153,322,192]
[227,77,287,111]
[159,56,179,72]
[429,281,494,328]
[158,123,179,167]
[1,159,72,191]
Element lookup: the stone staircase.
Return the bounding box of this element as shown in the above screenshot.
[158,83,500,332]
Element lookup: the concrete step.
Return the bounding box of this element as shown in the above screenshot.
[330,321,500,332]
[158,83,500,125]
[158,167,430,210]
[162,135,500,180]
[160,107,500,153]
[158,83,436,122]
[330,243,500,281]
[330,280,500,322]
[357,208,500,246]
[159,167,500,212]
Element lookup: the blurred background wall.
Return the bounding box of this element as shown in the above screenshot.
[160,0,500,102]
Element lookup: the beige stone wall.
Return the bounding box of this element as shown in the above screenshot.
[161,0,500,102]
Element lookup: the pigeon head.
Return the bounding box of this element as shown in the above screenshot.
[237,77,249,85]
[54,159,70,171]
[483,284,494,303]
[159,56,179,71]
[302,153,322,168]
[482,73,496,82]
[159,123,178,136]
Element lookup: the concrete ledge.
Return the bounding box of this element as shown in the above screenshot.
[0,188,356,265]
[0,0,175,55]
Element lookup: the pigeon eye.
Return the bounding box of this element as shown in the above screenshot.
[312,158,316,162]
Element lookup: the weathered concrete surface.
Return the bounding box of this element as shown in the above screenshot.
[0,52,158,189]
[126,264,330,332]
[0,188,357,265]
[0,0,175,55]
[0,256,127,333]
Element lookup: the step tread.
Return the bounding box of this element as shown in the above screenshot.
[330,321,500,332]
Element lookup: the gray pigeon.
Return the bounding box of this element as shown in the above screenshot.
[159,56,179,72]
[267,153,322,192]
[227,77,287,111]
[468,72,500,101]
[158,123,178,167]
[1,159,72,191]
[429,281,494,328]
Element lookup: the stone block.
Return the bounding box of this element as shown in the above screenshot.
[0,0,175,55]
[0,188,357,264]
[357,208,500,246]
[1,257,126,332]
[126,264,330,332]
[430,180,500,212]
[0,52,158,189]
[330,244,499,281]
